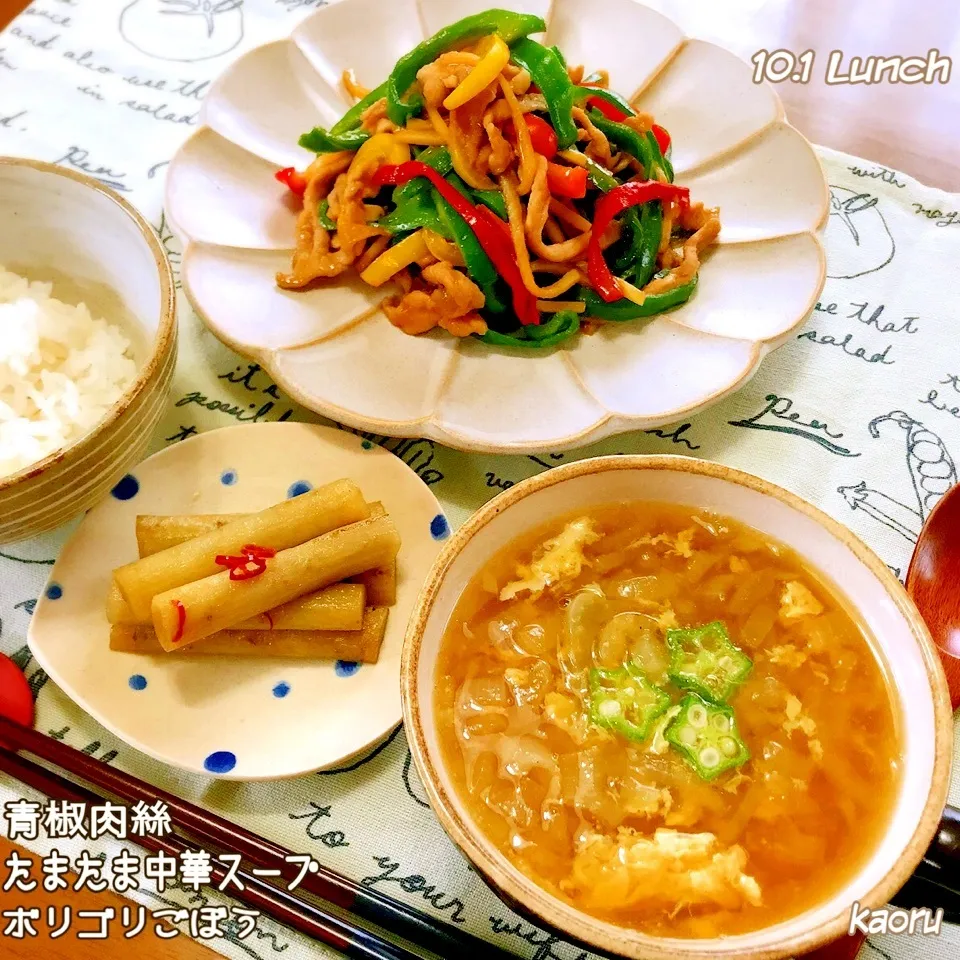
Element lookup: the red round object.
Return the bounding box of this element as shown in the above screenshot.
[0,653,34,728]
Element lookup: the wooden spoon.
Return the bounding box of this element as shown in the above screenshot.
[907,482,960,710]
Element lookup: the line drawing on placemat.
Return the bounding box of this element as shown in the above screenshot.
[119,0,245,63]
[402,749,431,809]
[826,185,896,280]
[838,410,956,541]
[156,212,182,286]
[729,394,861,457]
[0,550,54,565]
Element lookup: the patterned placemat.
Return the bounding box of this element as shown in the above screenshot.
[1,2,958,958]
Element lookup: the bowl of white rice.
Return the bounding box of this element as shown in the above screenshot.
[0,158,176,542]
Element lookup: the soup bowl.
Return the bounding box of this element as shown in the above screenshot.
[402,455,953,959]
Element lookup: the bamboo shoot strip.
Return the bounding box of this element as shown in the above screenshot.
[349,563,398,607]
[111,608,388,662]
[134,503,398,607]
[136,514,239,555]
[151,516,401,651]
[135,501,387,556]
[106,579,138,626]
[107,582,366,632]
[116,479,370,620]
[242,583,366,632]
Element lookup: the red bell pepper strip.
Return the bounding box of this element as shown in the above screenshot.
[586,95,629,122]
[523,115,558,158]
[588,180,690,302]
[652,124,671,156]
[373,162,540,326]
[275,166,307,197]
[546,162,588,199]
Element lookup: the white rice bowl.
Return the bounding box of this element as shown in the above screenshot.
[0,266,138,479]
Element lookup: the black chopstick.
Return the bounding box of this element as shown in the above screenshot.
[0,745,433,960]
[0,716,514,960]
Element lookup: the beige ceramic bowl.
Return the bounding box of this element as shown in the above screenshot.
[403,455,953,959]
[0,158,176,542]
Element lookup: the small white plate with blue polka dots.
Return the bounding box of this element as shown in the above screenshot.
[27,422,449,780]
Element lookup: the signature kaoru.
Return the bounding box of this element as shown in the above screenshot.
[848,901,944,936]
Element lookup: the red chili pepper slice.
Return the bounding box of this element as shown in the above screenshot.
[522,115,558,158]
[172,600,186,644]
[275,166,307,197]
[546,162,588,199]
[652,124,671,156]
[588,180,691,302]
[229,560,268,581]
[241,544,277,560]
[215,544,276,581]
[373,162,540,326]
[586,95,629,122]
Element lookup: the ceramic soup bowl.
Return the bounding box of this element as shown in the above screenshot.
[402,455,953,959]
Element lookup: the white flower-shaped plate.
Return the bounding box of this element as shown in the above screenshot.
[27,422,448,781]
[166,0,828,455]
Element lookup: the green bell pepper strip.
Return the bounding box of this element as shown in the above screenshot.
[392,146,453,206]
[469,188,508,221]
[588,661,671,742]
[479,310,580,349]
[412,147,507,218]
[379,147,455,234]
[317,199,336,231]
[386,10,546,127]
[378,192,447,235]
[611,217,641,275]
[579,276,698,321]
[299,81,388,154]
[576,153,618,192]
[575,85,635,120]
[550,45,568,69]
[509,38,579,149]
[646,129,674,183]
[633,201,663,287]
[433,188,508,314]
[666,621,753,703]
[570,151,648,282]
[665,693,750,781]
[410,145,454,177]
[588,109,653,177]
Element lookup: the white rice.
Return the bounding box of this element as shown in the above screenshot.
[0,266,138,480]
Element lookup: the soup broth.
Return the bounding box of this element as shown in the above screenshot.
[435,503,902,938]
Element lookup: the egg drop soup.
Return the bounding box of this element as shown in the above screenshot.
[435,503,901,937]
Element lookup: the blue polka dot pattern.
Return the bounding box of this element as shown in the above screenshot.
[430,514,450,540]
[272,682,290,698]
[221,469,238,486]
[203,751,237,774]
[335,661,361,678]
[128,674,147,691]
[111,474,140,500]
[287,480,313,498]
[45,583,63,600]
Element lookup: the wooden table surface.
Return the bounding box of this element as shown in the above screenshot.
[0,0,958,957]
